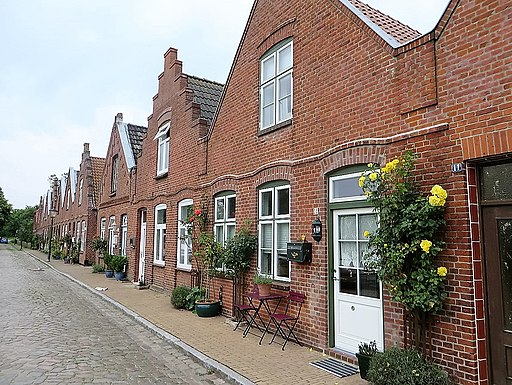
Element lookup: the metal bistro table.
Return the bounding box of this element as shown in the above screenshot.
[242,291,284,344]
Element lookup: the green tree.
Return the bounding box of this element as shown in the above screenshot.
[0,187,12,235]
[6,206,37,249]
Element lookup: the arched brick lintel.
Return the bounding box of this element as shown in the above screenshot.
[320,145,386,175]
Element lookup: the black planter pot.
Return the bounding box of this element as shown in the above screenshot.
[356,353,372,380]
[195,301,221,317]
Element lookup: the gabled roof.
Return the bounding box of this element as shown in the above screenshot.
[343,0,421,46]
[115,113,147,170]
[90,157,105,209]
[187,76,224,126]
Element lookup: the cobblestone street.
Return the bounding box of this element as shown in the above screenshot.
[0,245,228,385]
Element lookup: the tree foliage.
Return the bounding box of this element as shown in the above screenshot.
[0,187,12,235]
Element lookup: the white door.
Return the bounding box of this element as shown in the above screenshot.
[333,207,383,353]
[138,211,147,284]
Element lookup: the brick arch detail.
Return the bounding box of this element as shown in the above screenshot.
[257,19,296,57]
[211,179,239,196]
[253,165,292,189]
[320,145,386,175]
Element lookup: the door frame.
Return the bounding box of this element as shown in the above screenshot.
[137,209,147,284]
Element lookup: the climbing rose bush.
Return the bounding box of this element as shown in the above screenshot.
[360,151,448,314]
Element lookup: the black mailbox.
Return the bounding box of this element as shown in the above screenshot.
[286,242,312,263]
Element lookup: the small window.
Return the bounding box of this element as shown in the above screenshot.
[329,172,367,203]
[214,194,236,246]
[154,205,166,265]
[260,40,293,131]
[154,122,170,176]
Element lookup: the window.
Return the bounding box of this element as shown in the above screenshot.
[154,122,170,176]
[111,155,119,194]
[120,214,127,257]
[80,220,86,251]
[100,218,106,240]
[108,216,116,255]
[76,221,81,245]
[329,172,367,203]
[260,40,293,130]
[258,184,290,281]
[154,205,166,265]
[177,199,193,270]
[78,179,83,205]
[214,193,236,246]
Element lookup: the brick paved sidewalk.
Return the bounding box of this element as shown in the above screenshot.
[27,249,367,385]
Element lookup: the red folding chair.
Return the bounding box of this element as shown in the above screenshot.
[267,291,306,350]
[233,286,265,335]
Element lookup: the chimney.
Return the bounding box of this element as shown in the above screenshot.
[115,113,123,124]
[82,143,90,161]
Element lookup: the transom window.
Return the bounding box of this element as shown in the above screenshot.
[329,172,367,203]
[154,122,170,176]
[177,199,193,270]
[214,193,236,246]
[154,205,166,266]
[258,184,290,281]
[260,39,293,130]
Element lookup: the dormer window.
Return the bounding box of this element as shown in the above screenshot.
[260,39,293,131]
[154,122,170,176]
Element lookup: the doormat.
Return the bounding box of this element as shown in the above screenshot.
[310,358,358,378]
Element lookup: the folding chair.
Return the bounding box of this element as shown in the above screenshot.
[233,286,264,335]
[267,291,306,350]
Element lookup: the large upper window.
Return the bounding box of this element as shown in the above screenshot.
[214,193,236,246]
[154,122,170,176]
[258,184,290,281]
[111,155,118,194]
[260,39,293,130]
[154,205,166,266]
[177,199,193,270]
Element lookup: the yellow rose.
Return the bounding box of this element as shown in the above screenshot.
[437,266,448,277]
[431,184,448,200]
[428,195,446,207]
[367,163,373,168]
[364,191,372,196]
[428,301,435,309]
[420,239,432,253]
[359,175,366,187]
[363,230,370,238]
[369,172,378,181]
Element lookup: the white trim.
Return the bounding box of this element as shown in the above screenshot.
[177,199,193,270]
[154,204,167,266]
[153,122,170,141]
[118,122,136,170]
[329,172,367,203]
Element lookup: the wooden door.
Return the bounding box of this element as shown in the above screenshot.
[483,205,512,385]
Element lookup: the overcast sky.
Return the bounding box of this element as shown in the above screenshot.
[0,0,449,209]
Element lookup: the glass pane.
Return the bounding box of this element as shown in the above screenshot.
[277,188,289,215]
[340,268,357,295]
[215,225,224,244]
[278,73,291,98]
[499,219,512,330]
[156,231,161,259]
[359,242,370,269]
[340,241,357,267]
[261,224,273,248]
[338,215,356,240]
[262,105,274,128]
[332,176,364,200]
[226,224,235,240]
[358,214,377,239]
[262,83,274,106]
[162,230,166,261]
[179,229,186,264]
[216,198,225,221]
[260,251,272,275]
[261,191,273,216]
[157,208,166,224]
[481,163,512,201]
[227,196,236,219]
[360,271,380,299]
[180,205,190,221]
[278,44,292,72]
[279,96,292,121]
[276,222,289,249]
[277,255,290,278]
[262,55,275,82]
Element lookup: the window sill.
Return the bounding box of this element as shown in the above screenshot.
[153,261,165,267]
[176,266,192,272]
[154,172,168,180]
[258,119,292,136]
[109,191,117,197]
[271,281,290,292]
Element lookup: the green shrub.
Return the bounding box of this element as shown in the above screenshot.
[186,287,206,310]
[367,348,451,385]
[171,286,192,309]
[92,264,105,273]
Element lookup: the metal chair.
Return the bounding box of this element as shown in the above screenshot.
[233,286,264,335]
[267,291,306,350]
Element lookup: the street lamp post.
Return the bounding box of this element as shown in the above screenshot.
[47,209,57,262]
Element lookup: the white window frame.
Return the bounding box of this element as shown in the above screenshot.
[78,179,83,205]
[154,204,166,266]
[214,194,236,246]
[100,218,106,240]
[329,172,368,203]
[258,185,291,281]
[108,216,116,255]
[80,220,86,251]
[154,122,170,176]
[120,214,128,257]
[260,40,293,130]
[177,199,193,270]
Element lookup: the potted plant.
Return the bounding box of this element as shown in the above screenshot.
[110,255,127,281]
[356,340,378,380]
[103,253,114,278]
[254,271,273,297]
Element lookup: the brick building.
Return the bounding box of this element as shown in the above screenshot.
[32,0,511,383]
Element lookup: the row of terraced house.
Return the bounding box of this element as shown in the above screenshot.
[33,0,512,384]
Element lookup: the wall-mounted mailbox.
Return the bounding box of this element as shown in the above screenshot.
[286,242,312,263]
